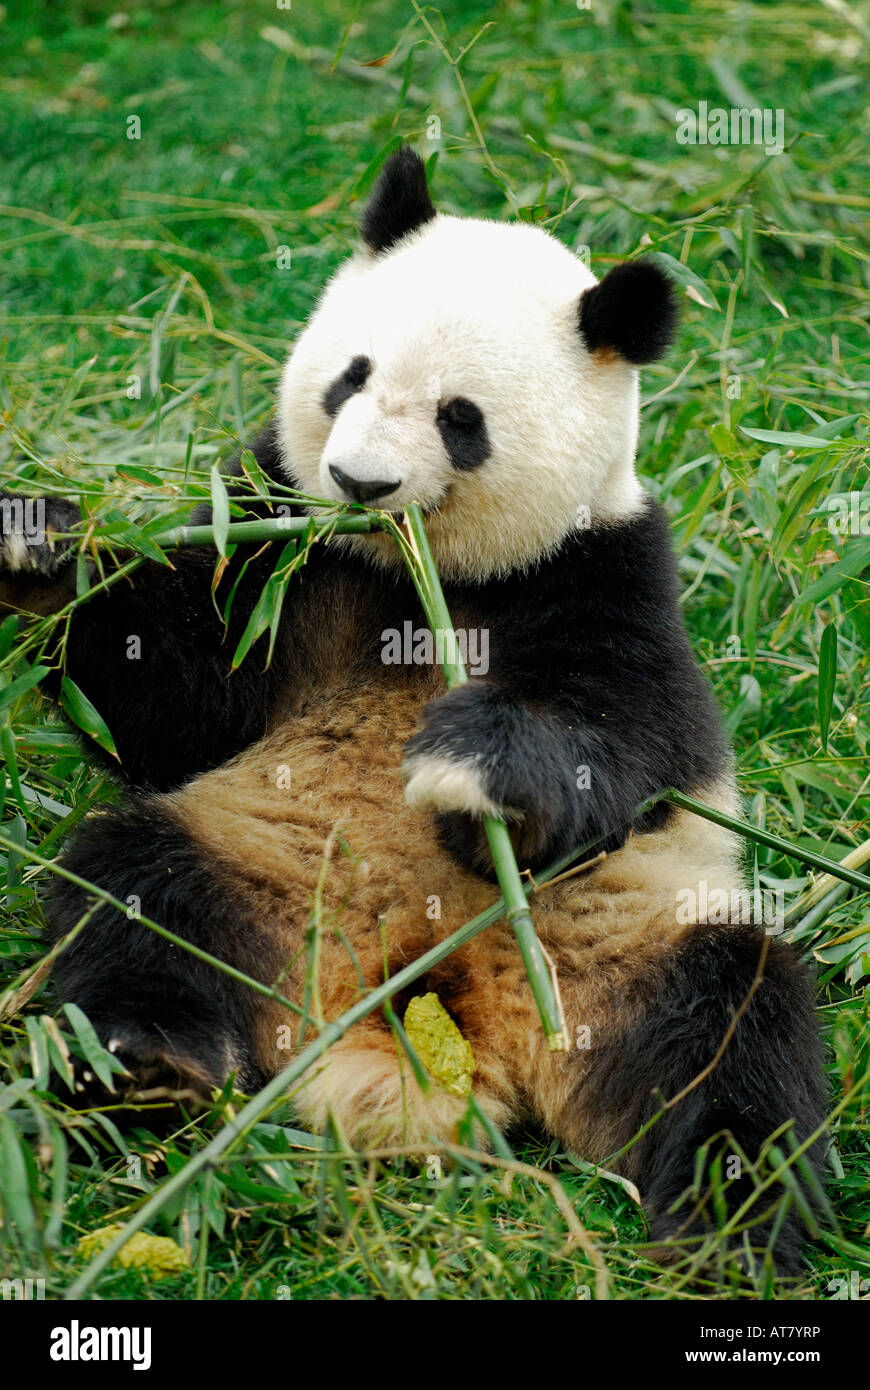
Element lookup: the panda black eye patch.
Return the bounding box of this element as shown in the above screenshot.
[436,397,490,472]
[323,355,373,417]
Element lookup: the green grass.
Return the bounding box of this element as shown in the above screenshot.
[1,0,869,1300]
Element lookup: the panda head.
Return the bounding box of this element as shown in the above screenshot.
[277,146,678,580]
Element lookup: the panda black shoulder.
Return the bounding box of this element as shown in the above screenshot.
[542,497,715,693]
[452,495,684,646]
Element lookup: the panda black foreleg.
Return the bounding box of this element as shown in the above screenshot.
[46,800,276,1101]
[569,925,827,1275]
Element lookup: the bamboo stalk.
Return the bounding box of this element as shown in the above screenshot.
[149,511,385,548]
[400,503,568,1052]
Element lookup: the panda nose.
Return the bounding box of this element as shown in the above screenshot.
[329,465,401,505]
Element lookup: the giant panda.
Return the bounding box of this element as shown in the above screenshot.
[0,147,825,1273]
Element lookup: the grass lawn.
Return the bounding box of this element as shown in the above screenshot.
[0,0,868,1300]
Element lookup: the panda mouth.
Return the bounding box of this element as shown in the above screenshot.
[389,486,452,524]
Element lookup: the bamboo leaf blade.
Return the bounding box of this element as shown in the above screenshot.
[817,623,838,752]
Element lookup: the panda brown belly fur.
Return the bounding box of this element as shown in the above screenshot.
[160,669,745,1156]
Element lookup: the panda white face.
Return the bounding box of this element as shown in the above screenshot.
[276,150,676,580]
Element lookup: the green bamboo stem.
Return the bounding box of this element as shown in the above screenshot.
[149,512,384,548]
[401,503,568,1052]
[62,827,599,1299]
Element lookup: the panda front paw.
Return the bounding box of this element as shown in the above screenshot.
[0,495,80,576]
[402,685,577,871]
[401,684,543,823]
[402,685,526,822]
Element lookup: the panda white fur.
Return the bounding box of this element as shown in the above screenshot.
[0,148,825,1272]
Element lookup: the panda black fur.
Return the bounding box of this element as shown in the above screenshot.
[0,148,826,1273]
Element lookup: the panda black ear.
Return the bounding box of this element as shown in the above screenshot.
[578,258,679,364]
[360,146,437,255]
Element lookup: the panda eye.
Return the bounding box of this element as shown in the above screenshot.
[437,397,483,431]
[436,397,491,473]
[323,355,372,417]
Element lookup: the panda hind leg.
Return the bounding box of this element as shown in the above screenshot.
[546,925,827,1276]
[46,799,278,1106]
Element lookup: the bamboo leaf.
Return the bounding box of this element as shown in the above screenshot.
[63,1002,117,1090]
[236,446,271,500]
[651,250,720,310]
[26,1015,51,1090]
[770,452,833,564]
[210,464,230,560]
[50,354,97,431]
[841,578,870,649]
[60,676,119,760]
[75,548,91,598]
[0,663,49,713]
[231,574,283,670]
[230,354,245,439]
[115,465,171,488]
[265,544,300,667]
[0,614,19,662]
[565,1152,642,1205]
[98,509,172,566]
[140,505,202,538]
[817,623,838,752]
[0,1112,39,1252]
[231,541,298,670]
[1,720,26,812]
[741,426,843,449]
[44,1119,69,1249]
[43,1015,75,1092]
[755,274,789,319]
[743,556,762,668]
